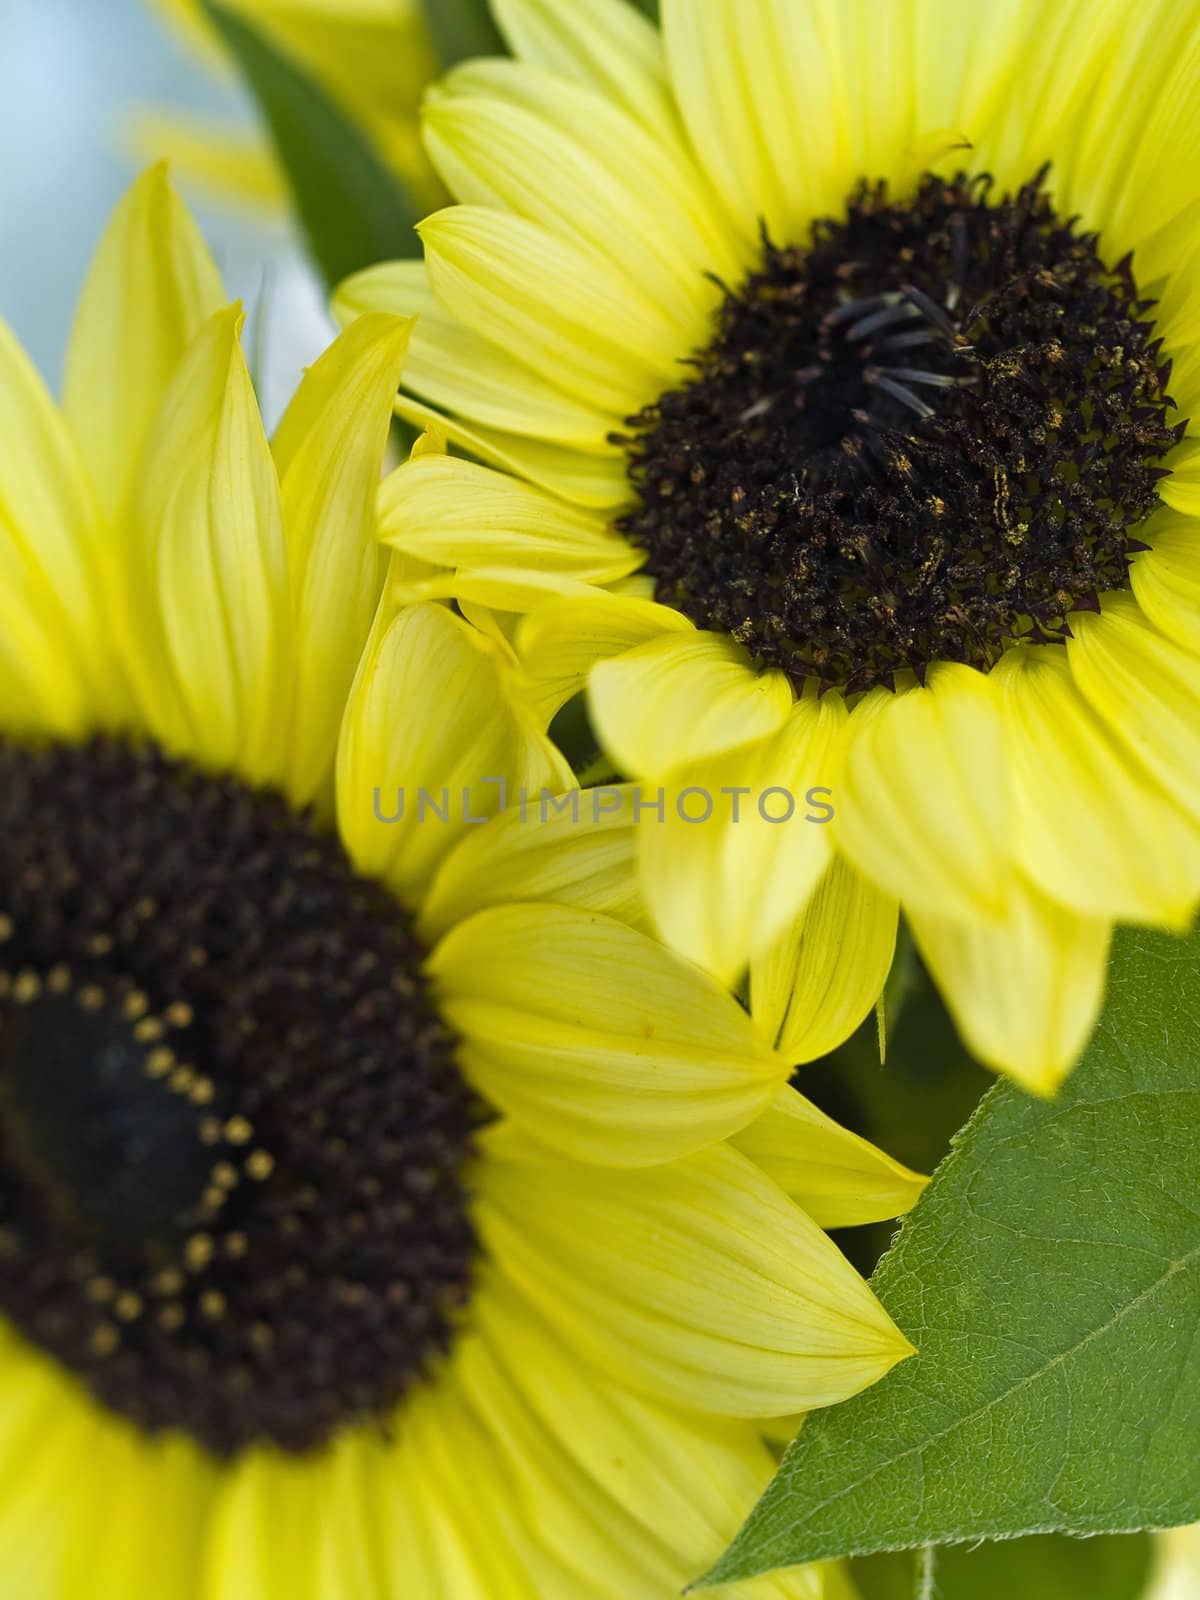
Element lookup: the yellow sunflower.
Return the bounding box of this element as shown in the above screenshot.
[0,166,919,1597]
[339,0,1200,1095]
[131,0,445,215]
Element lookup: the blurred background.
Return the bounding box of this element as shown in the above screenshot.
[0,0,332,423]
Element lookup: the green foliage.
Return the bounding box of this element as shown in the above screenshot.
[422,0,506,68]
[201,1,422,287]
[850,1534,1151,1600]
[705,925,1200,1585]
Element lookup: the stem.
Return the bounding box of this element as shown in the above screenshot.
[916,1545,938,1600]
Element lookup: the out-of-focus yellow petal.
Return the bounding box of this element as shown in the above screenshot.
[337,602,569,909]
[146,0,229,71]
[201,1445,330,1600]
[123,305,289,783]
[202,1396,538,1600]
[477,1130,913,1416]
[730,1086,927,1228]
[271,312,414,808]
[60,1418,216,1600]
[590,630,793,779]
[124,112,286,213]
[0,1328,215,1600]
[1143,1525,1200,1600]
[639,692,843,985]
[63,164,225,526]
[419,784,645,942]
[750,854,899,1065]
[910,878,1111,1096]
[0,320,114,736]
[838,664,1010,922]
[428,904,791,1166]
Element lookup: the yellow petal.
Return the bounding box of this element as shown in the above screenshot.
[123,111,286,213]
[1173,341,1200,432]
[418,206,679,416]
[428,904,790,1165]
[909,878,1112,1096]
[63,164,225,525]
[334,258,619,453]
[394,393,632,509]
[1143,1525,1200,1600]
[476,1130,913,1416]
[993,644,1200,926]
[202,1448,329,1600]
[661,0,852,248]
[838,664,1009,922]
[395,1373,541,1599]
[0,319,113,736]
[639,693,844,985]
[515,590,688,724]
[750,854,899,1064]
[424,58,735,338]
[337,602,569,908]
[124,304,289,781]
[1067,592,1200,829]
[272,312,415,807]
[419,783,646,942]
[0,1329,215,1600]
[1130,512,1200,656]
[589,630,793,778]
[61,1421,215,1600]
[377,452,640,585]
[491,0,678,144]
[1047,0,1200,251]
[1161,435,1200,518]
[464,1273,824,1600]
[202,1405,521,1600]
[393,563,610,614]
[248,0,437,127]
[730,1086,927,1229]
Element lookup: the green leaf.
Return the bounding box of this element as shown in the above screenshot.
[850,1533,1152,1600]
[422,0,506,69]
[201,1,422,287]
[703,924,1200,1585]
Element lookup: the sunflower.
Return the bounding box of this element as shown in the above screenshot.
[0,166,919,1598]
[338,0,1200,1095]
[130,0,445,215]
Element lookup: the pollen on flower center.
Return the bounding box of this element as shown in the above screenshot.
[0,738,477,1459]
[618,168,1186,693]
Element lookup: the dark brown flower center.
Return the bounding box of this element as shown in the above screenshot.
[618,168,1185,693]
[0,738,477,1458]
